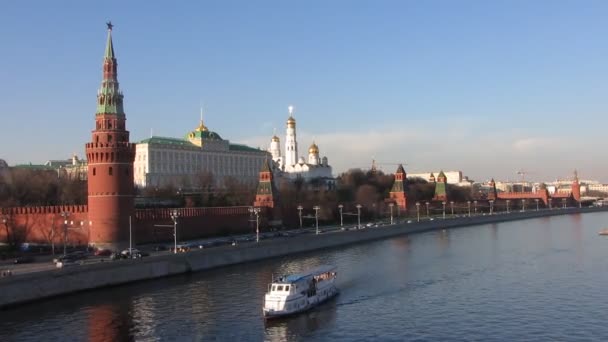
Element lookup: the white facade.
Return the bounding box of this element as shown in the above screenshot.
[408,171,470,186]
[133,122,269,188]
[269,107,333,181]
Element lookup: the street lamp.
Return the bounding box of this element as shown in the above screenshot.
[249,207,261,242]
[521,199,526,212]
[356,204,362,228]
[489,200,494,215]
[338,204,344,227]
[313,206,320,234]
[297,205,303,229]
[415,202,420,222]
[473,200,478,215]
[170,210,179,254]
[506,200,510,214]
[467,201,471,217]
[450,201,454,217]
[425,201,430,218]
[442,201,446,220]
[389,203,394,225]
[535,198,539,211]
[61,211,70,256]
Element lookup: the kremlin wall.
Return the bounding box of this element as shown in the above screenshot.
[0,24,587,250]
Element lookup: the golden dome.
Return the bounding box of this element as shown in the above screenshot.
[195,120,208,132]
[287,116,296,126]
[271,135,280,142]
[308,142,319,154]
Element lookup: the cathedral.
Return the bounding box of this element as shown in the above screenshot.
[268,106,333,181]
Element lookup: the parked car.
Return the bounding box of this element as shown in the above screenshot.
[14,256,35,264]
[94,249,112,257]
[53,251,88,264]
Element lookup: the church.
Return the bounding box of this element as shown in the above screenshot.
[268,106,333,181]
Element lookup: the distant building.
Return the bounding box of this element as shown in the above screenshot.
[269,106,333,182]
[408,170,472,186]
[133,115,269,188]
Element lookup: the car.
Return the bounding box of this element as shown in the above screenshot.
[53,251,88,264]
[94,249,112,256]
[56,259,83,268]
[14,256,35,264]
[154,245,167,251]
[121,248,148,258]
[407,220,412,223]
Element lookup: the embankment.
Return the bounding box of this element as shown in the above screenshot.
[0,207,605,309]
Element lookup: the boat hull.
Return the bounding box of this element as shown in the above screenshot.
[263,288,339,320]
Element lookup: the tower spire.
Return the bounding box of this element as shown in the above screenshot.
[104,21,115,59]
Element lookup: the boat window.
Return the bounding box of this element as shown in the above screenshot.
[285,285,290,291]
[272,285,276,291]
[277,285,284,291]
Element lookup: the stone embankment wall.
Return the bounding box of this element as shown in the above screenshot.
[0,207,604,308]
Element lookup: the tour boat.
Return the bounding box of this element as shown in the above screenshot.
[598,229,608,236]
[263,265,338,319]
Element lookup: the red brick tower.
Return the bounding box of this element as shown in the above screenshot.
[254,159,277,208]
[488,178,497,200]
[254,159,282,226]
[85,23,136,250]
[572,170,581,202]
[388,164,408,212]
[429,172,436,183]
[433,170,448,201]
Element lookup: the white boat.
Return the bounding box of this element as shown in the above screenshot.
[263,265,338,319]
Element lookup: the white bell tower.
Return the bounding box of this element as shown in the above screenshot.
[284,105,298,167]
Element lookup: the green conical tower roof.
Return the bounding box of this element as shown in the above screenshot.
[96,22,125,117]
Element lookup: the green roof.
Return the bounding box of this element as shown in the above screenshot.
[229,144,261,152]
[13,163,55,170]
[138,136,197,148]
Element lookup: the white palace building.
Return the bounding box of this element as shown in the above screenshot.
[133,113,269,188]
[269,106,333,181]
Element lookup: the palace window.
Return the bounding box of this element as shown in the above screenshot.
[109,167,113,176]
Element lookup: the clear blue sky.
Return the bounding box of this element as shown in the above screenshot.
[1,1,607,182]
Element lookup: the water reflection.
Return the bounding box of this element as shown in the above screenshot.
[264,299,338,342]
[2,212,608,341]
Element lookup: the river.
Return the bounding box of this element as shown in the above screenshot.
[1,211,608,341]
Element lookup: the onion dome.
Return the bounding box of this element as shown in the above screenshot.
[308,142,319,154]
[271,135,280,142]
[195,119,208,132]
[298,156,306,164]
[287,116,296,126]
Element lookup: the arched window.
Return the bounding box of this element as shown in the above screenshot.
[109,167,113,176]
[93,168,96,176]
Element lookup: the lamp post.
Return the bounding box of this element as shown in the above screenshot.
[249,207,260,242]
[489,200,494,215]
[506,200,510,213]
[473,200,478,215]
[450,201,454,217]
[467,201,471,217]
[297,205,303,229]
[170,210,179,254]
[425,201,430,218]
[61,211,70,256]
[356,204,362,228]
[389,203,394,225]
[521,199,526,212]
[338,204,344,227]
[549,198,552,210]
[442,201,446,220]
[562,198,567,209]
[1,217,8,247]
[535,198,539,211]
[415,202,420,222]
[313,206,320,234]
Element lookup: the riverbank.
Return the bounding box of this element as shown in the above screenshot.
[0,207,605,309]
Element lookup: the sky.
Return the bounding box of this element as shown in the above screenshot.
[1,1,607,182]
